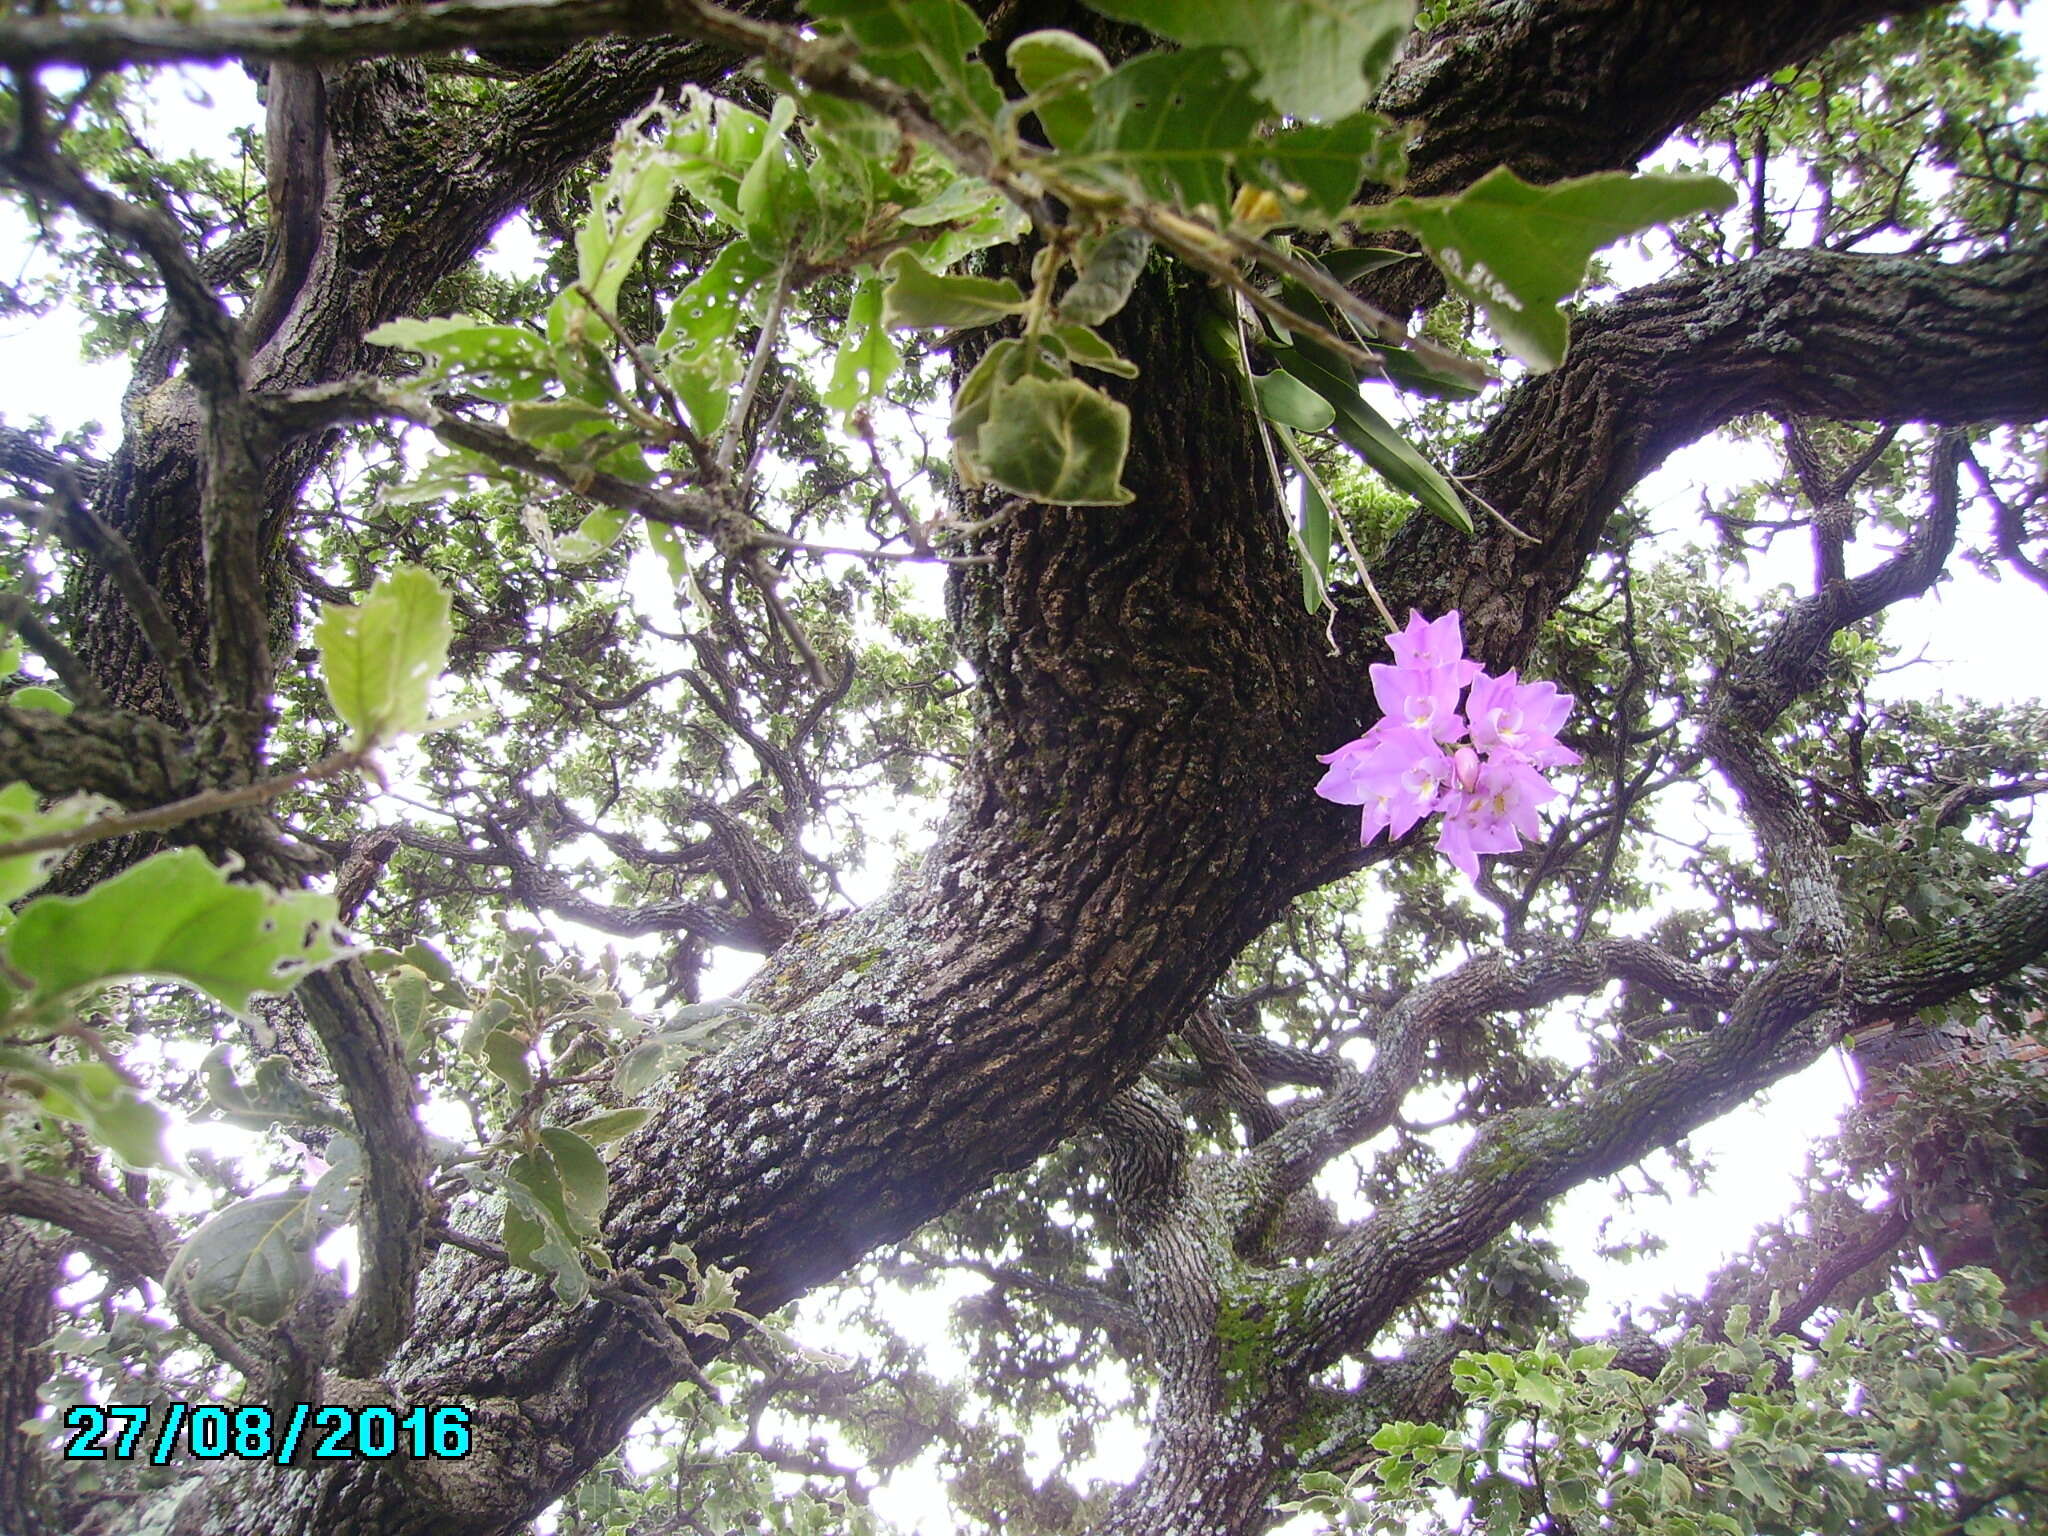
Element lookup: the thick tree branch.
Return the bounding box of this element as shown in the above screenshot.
[0,705,193,809]
[1274,860,2048,1383]
[0,0,760,70]
[0,425,103,498]
[0,1168,173,1291]
[1362,0,1950,318]
[387,825,796,952]
[1231,941,1735,1250]
[1357,243,2048,714]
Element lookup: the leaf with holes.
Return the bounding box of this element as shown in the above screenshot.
[1069,48,1267,216]
[1008,28,1108,149]
[5,848,348,1018]
[313,564,454,750]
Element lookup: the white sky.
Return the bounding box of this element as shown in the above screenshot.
[2,13,2044,1530]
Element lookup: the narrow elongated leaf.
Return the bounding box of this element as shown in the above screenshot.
[1253,369,1336,431]
[971,375,1133,506]
[5,848,348,1016]
[1319,247,1413,282]
[313,564,454,749]
[1299,469,1332,612]
[1080,0,1414,120]
[1271,345,1472,533]
[1358,166,1736,369]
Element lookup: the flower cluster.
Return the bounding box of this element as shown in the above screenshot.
[1314,610,1579,880]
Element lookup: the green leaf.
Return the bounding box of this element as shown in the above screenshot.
[538,1127,609,1237]
[948,337,1035,463]
[5,848,348,1017]
[732,95,815,247]
[6,686,71,715]
[1253,368,1337,431]
[1299,467,1332,613]
[364,316,554,402]
[167,1189,331,1326]
[803,0,1004,133]
[880,250,1026,330]
[1080,0,1414,120]
[1269,345,1472,533]
[0,782,107,905]
[1245,114,1405,219]
[1049,323,1139,377]
[1320,246,1412,282]
[1517,1371,1563,1411]
[970,375,1133,506]
[610,1000,767,1097]
[1006,29,1107,148]
[381,966,437,1058]
[201,1046,350,1131]
[502,1147,600,1304]
[1057,228,1151,327]
[554,506,632,566]
[0,1051,170,1167]
[569,1107,653,1146]
[481,1029,535,1096]
[507,399,614,447]
[1357,167,1736,369]
[1073,48,1267,216]
[824,278,899,411]
[577,113,685,316]
[312,564,455,750]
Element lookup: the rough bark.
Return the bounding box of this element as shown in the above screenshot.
[0,1222,64,1536]
[0,1,2041,1533]
[153,241,2048,1536]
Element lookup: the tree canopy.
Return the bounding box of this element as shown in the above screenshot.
[0,1,2045,1533]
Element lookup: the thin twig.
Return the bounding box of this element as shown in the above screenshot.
[717,254,794,476]
[0,749,370,864]
[0,488,212,719]
[0,592,106,707]
[571,280,710,470]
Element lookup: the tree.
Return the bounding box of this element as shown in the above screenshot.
[0,1,2044,1533]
